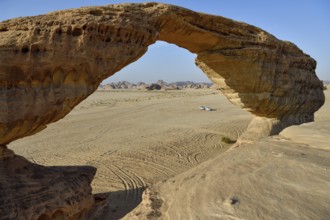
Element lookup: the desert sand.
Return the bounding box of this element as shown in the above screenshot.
[9,89,252,219]
[8,90,330,219]
[7,89,330,220]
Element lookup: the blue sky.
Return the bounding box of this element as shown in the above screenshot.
[1,0,329,83]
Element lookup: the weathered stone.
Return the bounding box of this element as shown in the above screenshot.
[0,146,96,220]
[0,3,324,145]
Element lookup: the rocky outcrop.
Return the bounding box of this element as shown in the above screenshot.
[0,2,324,145]
[124,128,330,220]
[146,83,162,90]
[98,81,211,90]
[0,2,325,219]
[0,145,96,220]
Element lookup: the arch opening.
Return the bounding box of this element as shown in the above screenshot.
[101,41,210,85]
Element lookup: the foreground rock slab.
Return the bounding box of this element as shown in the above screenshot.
[0,145,96,220]
[125,129,330,220]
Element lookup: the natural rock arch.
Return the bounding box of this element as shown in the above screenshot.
[0,3,324,145]
[0,3,325,219]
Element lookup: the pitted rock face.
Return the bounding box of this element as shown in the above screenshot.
[0,150,96,220]
[0,3,325,145]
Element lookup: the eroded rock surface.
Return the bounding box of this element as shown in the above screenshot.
[0,146,96,220]
[124,134,330,220]
[0,2,324,145]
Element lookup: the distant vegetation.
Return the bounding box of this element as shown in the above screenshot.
[221,136,236,144]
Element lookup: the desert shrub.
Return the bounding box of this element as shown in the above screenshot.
[221,136,236,144]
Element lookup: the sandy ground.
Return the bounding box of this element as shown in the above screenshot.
[9,90,329,220]
[9,89,252,219]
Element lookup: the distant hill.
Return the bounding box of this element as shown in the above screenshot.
[98,80,213,90]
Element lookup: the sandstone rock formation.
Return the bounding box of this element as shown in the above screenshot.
[0,2,325,219]
[98,81,211,91]
[0,146,96,220]
[0,2,324,145]
[146,83,162,90]
[124,129,330,220]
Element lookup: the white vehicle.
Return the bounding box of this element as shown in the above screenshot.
[204,106,212,111]
[199,106,213,111]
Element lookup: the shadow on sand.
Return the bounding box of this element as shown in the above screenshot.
[89,187,146,219]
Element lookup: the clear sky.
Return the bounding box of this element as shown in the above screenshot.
[1,0,329,83]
